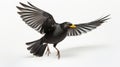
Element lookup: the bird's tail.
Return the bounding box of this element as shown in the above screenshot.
[26,38,47,56]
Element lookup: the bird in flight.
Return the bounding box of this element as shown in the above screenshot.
[17,2,110,59]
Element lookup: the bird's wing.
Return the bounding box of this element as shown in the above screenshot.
[67,15,110,36]
[17,2,56,34]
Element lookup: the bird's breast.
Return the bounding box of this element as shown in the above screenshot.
[53,24,63,36]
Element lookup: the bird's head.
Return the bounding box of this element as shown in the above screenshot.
[61,22,77,30]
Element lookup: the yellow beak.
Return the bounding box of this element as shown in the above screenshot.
[69,24,76,28]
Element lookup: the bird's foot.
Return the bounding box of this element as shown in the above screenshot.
[56,51,60,59]
[45,46,51,56]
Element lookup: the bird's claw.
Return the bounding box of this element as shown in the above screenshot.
[56,51,60,59]
[45,46,51,56]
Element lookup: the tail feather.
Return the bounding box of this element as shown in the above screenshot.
[35,44,47,56]
[26,39,40,45]
[26,39,47,56]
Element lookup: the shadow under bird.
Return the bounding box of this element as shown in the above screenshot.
[16,2,110,59]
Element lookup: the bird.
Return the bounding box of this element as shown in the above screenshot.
[16,2,110,59]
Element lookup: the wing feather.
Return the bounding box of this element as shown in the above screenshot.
[17,2,56,34]
[67,15,110,36]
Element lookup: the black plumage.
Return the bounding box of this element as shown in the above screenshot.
[17,2,110,59]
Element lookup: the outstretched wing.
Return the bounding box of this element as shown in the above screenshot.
[16,2,56,34]
[67,15,110,36]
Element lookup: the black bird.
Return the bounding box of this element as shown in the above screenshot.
[17,2,110,59]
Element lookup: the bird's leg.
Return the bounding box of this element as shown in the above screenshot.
[45,44,51,56]
[54,44,60,59]
[55,47,60,59]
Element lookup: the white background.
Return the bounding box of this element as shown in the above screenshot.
[0,0,120,67]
